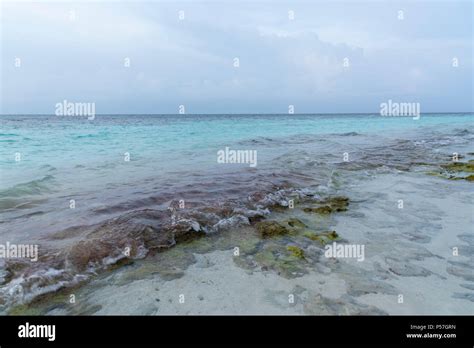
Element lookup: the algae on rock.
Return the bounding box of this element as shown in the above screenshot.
[427,160,474,182]
[287,245,305,259]
[304,230,340,245]
[285,218,307,228]
[303,196,350,215]
[255,221,289,238]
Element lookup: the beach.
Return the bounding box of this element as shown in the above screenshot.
[0,113,473,315]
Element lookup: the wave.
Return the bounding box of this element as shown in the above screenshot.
[72,132,110,140]
[0,175,56,199]
[0,184,329,310]
[338,132,360,136]
[453,128,472,136]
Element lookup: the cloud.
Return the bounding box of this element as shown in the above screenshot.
[1,0,472,113]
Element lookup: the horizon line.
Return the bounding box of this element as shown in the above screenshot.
[0,111,473,116]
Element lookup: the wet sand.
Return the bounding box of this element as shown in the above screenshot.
[14,170,473,315]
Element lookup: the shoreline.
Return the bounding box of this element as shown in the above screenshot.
[4,168,473,315]
[1,119,473,315]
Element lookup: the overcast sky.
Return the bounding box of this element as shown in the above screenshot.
[1,0,472,114]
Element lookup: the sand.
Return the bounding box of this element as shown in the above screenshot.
[42,171,473,315]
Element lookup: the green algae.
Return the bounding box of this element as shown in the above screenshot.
[303,206,333,214]
[304,230,340,245]
[326,197,349,212]
[441,161,474,173]
[183,235,216,253]
[302,196,349,215]
[287,245,305,259]
[219,229,262,255]
[323,230,340,240]
[285,218,307,228]
[7,286,81,316]
[9,303,45,316]
[427,160,474,182]
[249,244,308,278]
[255,221,290,238]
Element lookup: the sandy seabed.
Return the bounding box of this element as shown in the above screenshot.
[37,171,473,315]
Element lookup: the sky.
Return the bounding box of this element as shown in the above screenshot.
[0,0,472,114]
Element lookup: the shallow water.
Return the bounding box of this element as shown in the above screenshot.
[0,113,473,314]
[0,113,471,239]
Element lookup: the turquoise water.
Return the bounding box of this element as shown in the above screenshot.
[1,113,472,186]
[0,113,472,243]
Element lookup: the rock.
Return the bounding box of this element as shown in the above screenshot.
[303,206,332,214]
[244,244,309,278]
[287,246,305,259]
[441,161,474,173]
[304,230,339,244]
[325,196,349,212]
[285,218,307,228]
[255,221,289,238]
[303,196,349,214]
[324,231,339,240]
[428,161,474,182]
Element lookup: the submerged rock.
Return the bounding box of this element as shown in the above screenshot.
[252,245,308,278]
[304,230,340,244]
[441,161,474,173]
[303,206,333,214]
[285,218,307,228]
[427,160,474,182]
[287,246,305,259]
[255,221,289,238]
[0,208,211,310]
[324,196,350,211]
[65,209,206,272]
[303,196,349,214]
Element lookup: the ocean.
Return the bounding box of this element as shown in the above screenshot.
[0,113,473,314]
